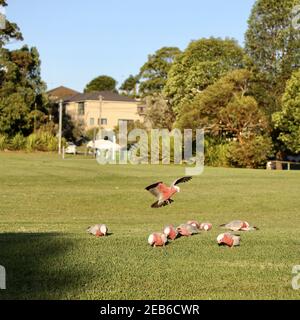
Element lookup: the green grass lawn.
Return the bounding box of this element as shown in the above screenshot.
[0,152,299,300]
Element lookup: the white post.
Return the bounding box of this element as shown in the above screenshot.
[58,99,63,155]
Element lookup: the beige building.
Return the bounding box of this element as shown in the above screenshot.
[48,87,145,131]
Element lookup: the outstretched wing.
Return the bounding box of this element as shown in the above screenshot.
[172,176,192,186]
[145,181,164,198]
[151,199,174,208]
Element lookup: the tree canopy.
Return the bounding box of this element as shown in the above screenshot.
[138,46,181,96]
[273,69,300,153]
[245,0,300,113]
[0,0,23,47]
[120,74,139,97]
[84,75,117,93]
[0,46,48,136]
[164,37,245,115]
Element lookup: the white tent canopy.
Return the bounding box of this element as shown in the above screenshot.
[87,139,122,151]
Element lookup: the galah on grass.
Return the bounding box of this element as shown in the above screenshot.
[220,220,258,231]
[217,233,240,247]
[187,220,201,230]
[163,225,178,240]
[176,223,199,237]
[148,233,168,247]
[200,222,212,231]
[145,176,192,208]
[87,224,108,237]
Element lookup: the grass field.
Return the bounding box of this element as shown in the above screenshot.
[0,152,299,300]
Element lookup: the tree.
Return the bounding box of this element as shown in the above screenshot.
[245,0,300,114]
[176,69,272,168]
[144,93,176,130]
[273,69,300,154]
[176,69,263,133]
[120,74,139,97]
[139,46,181,96]
[0,0,23,47]
[84,75,117,93]
[0,46,48,136]
[164,38,245,115]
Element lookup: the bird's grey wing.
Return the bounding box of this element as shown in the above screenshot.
[171,176,192,186]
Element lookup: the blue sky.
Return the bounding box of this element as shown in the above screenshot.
[5,0,256,92]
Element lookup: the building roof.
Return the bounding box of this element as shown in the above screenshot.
[66,91,137,103]
[47,86,80,102]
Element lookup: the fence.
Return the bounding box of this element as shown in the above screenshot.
[267,161,300,170]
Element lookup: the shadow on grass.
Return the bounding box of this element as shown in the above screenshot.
[0,232,87,300]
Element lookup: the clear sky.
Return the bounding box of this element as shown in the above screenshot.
[5,0,256,92]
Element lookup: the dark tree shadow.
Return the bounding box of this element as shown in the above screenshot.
[0,232,91,300]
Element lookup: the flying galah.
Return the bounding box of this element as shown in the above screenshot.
[148,233,168,247]
[187,220,201,229]
[145,176,192,208]
[176,223,199,236]
[87,224,108,237]
[200,222,212,231]
[163,225,178,240]
[220,220,258,231]
[217,233,240,247]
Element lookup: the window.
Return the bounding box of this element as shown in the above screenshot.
[78,102,85,115]
[101,118,108,125]
[90,118,95,126]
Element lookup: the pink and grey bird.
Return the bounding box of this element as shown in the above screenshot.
[87,224,108,237]
[145,176,192,208]
[187,220,201,230]
[163,225,178,240]
[217,233,240,247]
[148,233,168,247]
[220,220,258,231]
[176,223,199,237]
[200,222,212,231]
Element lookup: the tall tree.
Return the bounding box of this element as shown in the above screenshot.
[84,75,117,93]
[120,74,139,97]
[0,0,23,47]
[0,46,47,136]
[144,93,175,131]
[164,38,245,115]
[273,69,300,154]
[245,0,300,114]
[176,69,268,137]
[139,46,181,96]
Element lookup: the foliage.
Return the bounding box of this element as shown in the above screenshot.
[10,132,26,150]
[0,133,8,150]
[25,131,60,152]
[177,69,267,135]
[164,38,245,114]
[204,137,230,167]
[119,74,139,97]
[0,46,48,136]
[0,0,23,47]
[84,75,117,93]
[139,47,181,96]
[245,0,300,114]
[228,135,274,168]
[144,93,176,130]
[273,69,300,153]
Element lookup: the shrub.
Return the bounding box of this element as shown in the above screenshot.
[204,137,230,167]
[0,134,9,151]
[10,133,26,150]
[228,135,274,169]
[26,131,59,152]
